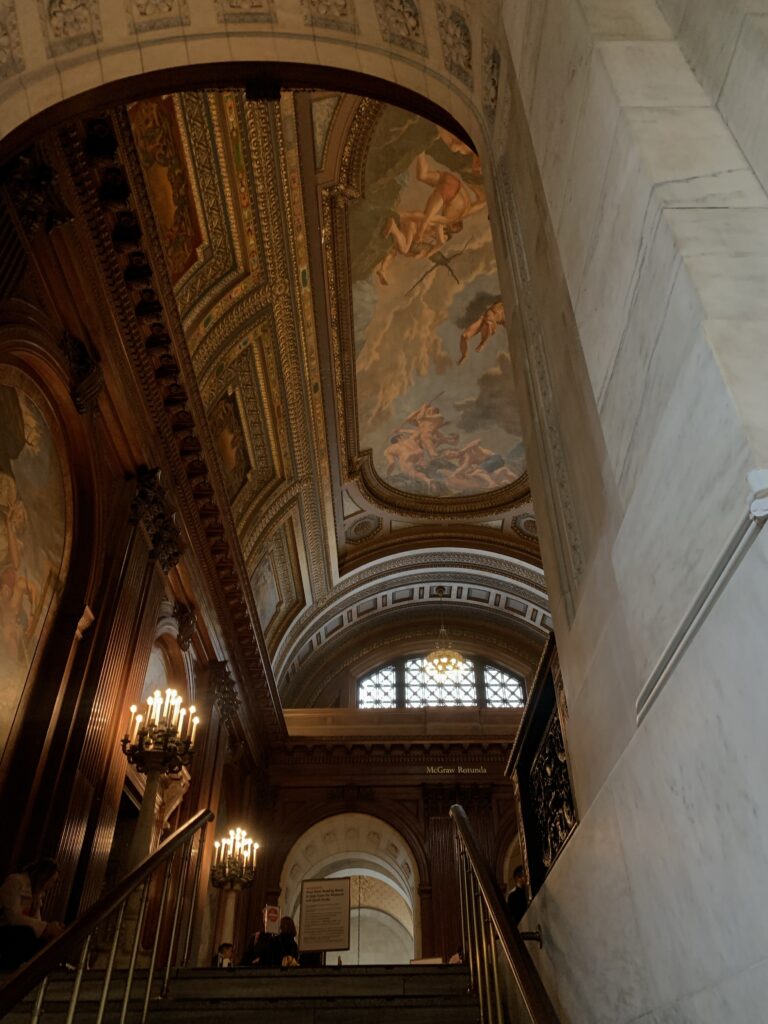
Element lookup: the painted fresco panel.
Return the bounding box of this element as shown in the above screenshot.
[0,381,67,759]
[251,554,280,631]
[349,106,525,497]
[129,96,203,285]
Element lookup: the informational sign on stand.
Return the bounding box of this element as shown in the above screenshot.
[298,878,351,952]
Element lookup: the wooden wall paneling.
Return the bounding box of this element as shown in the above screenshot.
[47,509,155,919]
[76,561,168,913]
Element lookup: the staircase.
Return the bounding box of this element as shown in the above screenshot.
[5,964,480,1023]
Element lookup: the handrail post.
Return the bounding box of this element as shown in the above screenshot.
[119,877,151,1024]
[28,978,47,1024]
[468,875,487,1023]
[449,803,562,1024]
[485,911,504,1024]
[181,822,207,966]
[161,834,193,997]
[63,933,91,1024]
[95,900,127,1024]
[141,853,174,1023]
[457,843,473,992]
[476,888,494,1024]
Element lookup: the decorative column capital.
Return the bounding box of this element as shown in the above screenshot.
[209,660,240,727]
[173,602,197,652]
[130,466,181,573]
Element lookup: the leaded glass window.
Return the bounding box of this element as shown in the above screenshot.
[357,658,526,708]
[404,656,476,707]
[358,665,397,708]
[484,665,525,707]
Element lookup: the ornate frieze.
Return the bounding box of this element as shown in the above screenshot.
[59,330,104,414]
[0,1,22,79]
[373,0,426,55]
[58,111,282,739]
[130,466,182,573]
[126,0,189,32]
[214,0,274,23]
[436,1,472,89]
[39,0,102,57]
[529,708,576,869]
[482,35,500,121]
[302,0,357,32]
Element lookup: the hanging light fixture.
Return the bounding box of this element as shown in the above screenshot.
[425,586,465,682]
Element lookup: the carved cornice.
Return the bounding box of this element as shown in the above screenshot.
[58,112,284,742]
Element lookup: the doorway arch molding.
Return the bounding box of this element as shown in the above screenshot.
[277,811,422,954]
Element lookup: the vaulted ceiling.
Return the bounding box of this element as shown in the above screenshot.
[115,87,548,701]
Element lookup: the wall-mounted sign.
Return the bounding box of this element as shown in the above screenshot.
[426,765,488,775]
[298,878,351,952]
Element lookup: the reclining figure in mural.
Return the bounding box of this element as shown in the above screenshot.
[375,154,486,285]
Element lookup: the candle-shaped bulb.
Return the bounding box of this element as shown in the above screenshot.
[127,704,137,736]
[178,707,187,738]
[133,713,143,743]
[190,715,199,745]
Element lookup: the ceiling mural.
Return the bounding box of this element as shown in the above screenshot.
[114,87,544,698]
[348,105,524,498]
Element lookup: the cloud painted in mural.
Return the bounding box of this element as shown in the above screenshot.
[349,106,524,498]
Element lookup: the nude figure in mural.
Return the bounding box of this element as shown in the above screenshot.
[383,403,458,490]
[375,155,486,285]
[458,301,505,364]
[441,439,515,491]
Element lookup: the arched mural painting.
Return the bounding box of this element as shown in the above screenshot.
[350,105,524,498]
[0,375,67,758]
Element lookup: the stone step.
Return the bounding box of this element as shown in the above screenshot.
[4,965,478,1023]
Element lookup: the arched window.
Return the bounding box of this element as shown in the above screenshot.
[357,657,526,709]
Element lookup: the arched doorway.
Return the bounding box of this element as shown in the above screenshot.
[279,813,421,964]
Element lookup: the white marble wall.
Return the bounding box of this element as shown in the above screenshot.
[497,1,768,1021]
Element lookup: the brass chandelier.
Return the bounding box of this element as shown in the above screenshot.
[425,586,465,681]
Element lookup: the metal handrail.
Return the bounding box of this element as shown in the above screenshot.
[450,803,561,1024]
[0,807,213,1020]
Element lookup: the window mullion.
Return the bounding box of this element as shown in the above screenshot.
[475,657,486,708]
[395,659,406,708]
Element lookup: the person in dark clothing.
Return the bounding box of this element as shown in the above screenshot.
[242,930,273,966]
[271,916,298,966]
[506,865,528,925]
[0,858,63,970]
